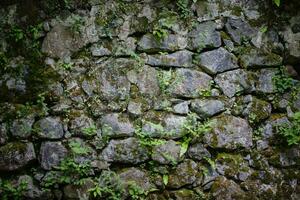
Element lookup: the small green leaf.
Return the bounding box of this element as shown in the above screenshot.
[180,138,191,157]
[260,26,268,33]
[163,174,169,185]
[273,0,280,7]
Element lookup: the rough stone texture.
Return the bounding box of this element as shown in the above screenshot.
[255,68,278,94]
[101,138,149,164]
[240,48,283,68]
[127,65,160,96]
[169,68,212,98]
[167,159,200,189]
[91,58,133,101]
[10,116,35,138]
[151,140,181,164]
[0,123,8,145]
[0,142,36,171]
[100,113,135,138]
[119,168,156,194]
[215,153,252,182]
[242,97,272,124]
[138,34,187,52]
[162,114,187,139]
[210,176,246,200]
[196,47,239,75]
[63,178,94,200]
[69,114,96,136]
[42,16,98,59]
[146,50,193,67]
[39,142,68,170]
[282,16,300,63]
[173,101,190,114]
[188,21,221,51]
[190,99,225,118]
[225,18,256,45]
[215,69,254,98]
[188,143,211,161]
[34,117,64,139]
[204,115,253,149]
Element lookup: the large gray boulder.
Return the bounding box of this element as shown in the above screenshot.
[100,113,135,138]
[225,18,256,45]
[215,69,254,98]
[204,115,253,149]
[0,142,36,171]
[167,159,200,189]
[39,142,68,170]
[169,68,212,98]
[34,117,64,139]
[240,48,282,68]
[188,21,221,51]
[195,47,239,75]
[101,138,149,164]
[127,65,160,96]
[151,140,181,164]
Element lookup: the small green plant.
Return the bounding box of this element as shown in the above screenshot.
[273,67,294,94]
[69,15,84,34]
[276,112,300,146]
[135,127,166,148]
[56,158,92,185]
[0,179,28,200]
[10,26,25,42]
[157,69,172,95]
[273,0,280,7]
[0,52,8,68]
[179,113,212,156]
[36,92,49,116]
[152,14,176,40]
[59,62,73,70]
[88,171,124,200]
[69,141,91,155]
[82,125,97,137]
[128,182,146,200]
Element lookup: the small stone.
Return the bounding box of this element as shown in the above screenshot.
[127,101,142,116]
[151,140,181,164]
[90,43,111,57]
[34,117,64,139]
[138,34,187,53]
[215,69,254,98]
[167,159,199,189]
[169,68,212,98]
[146,50,193,67]
[204,114,253,149]
[39,142,68,170]
[101,138,149,164]
[188,21,221,51]
[163,114,187,139]
[169,189,199,200]
[191,99,225,118]
[100,113,135,138]
[195,47,239,75]
[173,101,190,114]
[0,142,36,171]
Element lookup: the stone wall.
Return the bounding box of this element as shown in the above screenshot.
[0,0,300,199]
